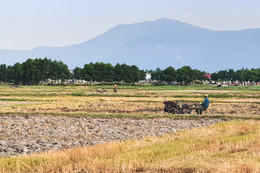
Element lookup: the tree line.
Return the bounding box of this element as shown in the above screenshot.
[152,67,260,84]
[0,58,259,85]
[151,66,208,84]
[73,62,146,83]
[0,58,146,85]
[211,68,260,82]
[0,58,70,85]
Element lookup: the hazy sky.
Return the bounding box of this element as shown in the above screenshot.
[1,0,260,50]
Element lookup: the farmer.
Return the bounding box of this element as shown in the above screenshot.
[196,94,210,115]
[114,85,117,93]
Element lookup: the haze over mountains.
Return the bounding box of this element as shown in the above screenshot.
[1,18,259,72]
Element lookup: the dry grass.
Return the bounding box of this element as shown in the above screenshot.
[0,85,260,172]
[0,95,259,117]
[0,120,260,173]
[0,84,259,117]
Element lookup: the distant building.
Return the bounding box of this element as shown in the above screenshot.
[204,73,211,80]
[145,73,152,80]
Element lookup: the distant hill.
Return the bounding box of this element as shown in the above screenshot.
[1,18,260,72]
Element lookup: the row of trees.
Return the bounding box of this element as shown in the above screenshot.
[0,58,70,85]
[74,62,146,83]
[0,58,259,85]
[211,68,260,82]
[151,66,208,84]
[0,58,146,85]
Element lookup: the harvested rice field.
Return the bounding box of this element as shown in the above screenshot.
[0,85,259,118]
[0,84,259,173]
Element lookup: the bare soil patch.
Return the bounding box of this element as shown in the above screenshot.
[0,114,224,157]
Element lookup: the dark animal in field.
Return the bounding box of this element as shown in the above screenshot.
[96,88,108,93]
[96,89,104,93]
[10,85,18,88]
[217,84,222,88]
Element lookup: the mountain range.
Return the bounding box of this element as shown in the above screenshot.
[1,18,260,72]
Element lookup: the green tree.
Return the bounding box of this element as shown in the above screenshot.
[228,69,236,82]
[193,69,207,81]
[114,63,124,82]
[247,68,258,82]
[151,68,162,80]
[0,64,7,82]
[102,63,114,82]
[128,65,140,83]
[162,66,176,83]
[73,67,83,79]
[48,60,70,81]
[257,68,260,82]
[176,66,195,85]
[139,70,146,80]
[9,63,23,84]
[82,63,94,82]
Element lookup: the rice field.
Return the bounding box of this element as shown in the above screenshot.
[1,120,260,173]
[0,84,260,173]
[0,85,259,118]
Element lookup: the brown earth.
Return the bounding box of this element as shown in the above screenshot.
[0,114,225,157]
